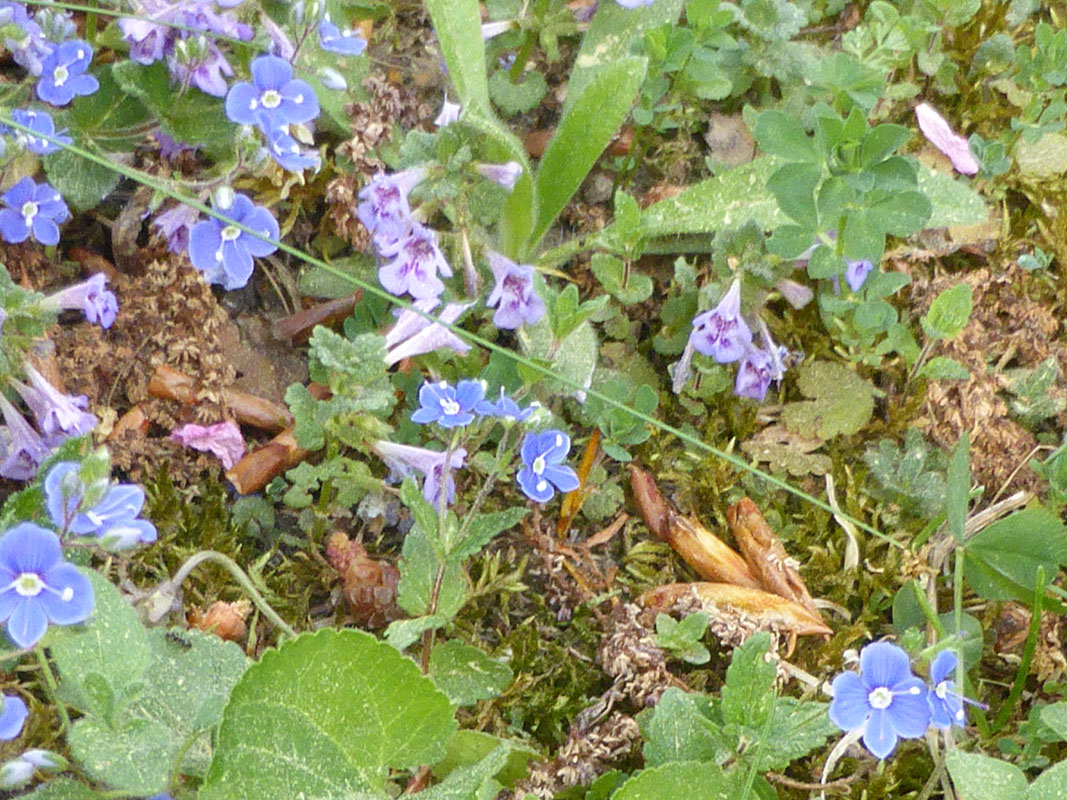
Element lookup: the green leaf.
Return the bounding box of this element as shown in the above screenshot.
[752,110,819,162]
[397,522,468,619]
[642,688,730,767]
[918,167,989,228]
[431,730,538,787]
[766,162,821,228]
[613,761,737,800]
[451,508,529,562]
[590,253,654,304]
[488,69,547,116]
[417,744,515,800]
[67,64,152,153]
[807,246,844,280]
[202,629,456,799]
[421,0,489,108]
[67,717,172,796]
[43,148,121,213]
[1041,701,1067,741]
[51,570,153,719]
[384,614,451,651]
[20,778,107,799]
[964,507,1067,602]
[947,432,971,545]
[860,123,912,167]
[923,283,974,340]
[721,631,776,728]
[945,751,1027,800]
[532,56,648,250]
[751,697,838,771]
[919,356,970,380]
[781,360,876,440]
[429,640,513,706]
[1030,758,1067,800]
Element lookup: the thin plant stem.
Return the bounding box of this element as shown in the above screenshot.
[35,645,71,735]
[990,566,1045,733]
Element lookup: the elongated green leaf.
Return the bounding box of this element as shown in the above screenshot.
[531,55,648,253]
[946,433,970,544]
[964,507,1067,602]
[423,0,488,108]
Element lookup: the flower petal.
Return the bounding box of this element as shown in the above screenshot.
[862,708,899,759]
[859,641,912,690]
[38,563,93,625]
[828,670,870,731]
[6,598,48,649]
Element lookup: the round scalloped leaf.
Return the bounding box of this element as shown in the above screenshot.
[202,629,456,799]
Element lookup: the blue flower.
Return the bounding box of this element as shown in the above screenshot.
[411,380,485,428]
[188,192,279,290]
[689,280,752,364]
[11,109,70,155]
[927,650,966,729]
[846,259,874,292]
[36,40,97,106]
[318,19,366,56]
[516,430,580,503]
[265,125,320,172]
[225,55,319,133]
[0,523,94,649]
[0,177,69,246]
[475,388,537,422]
[44,461,157,549]
[0,694,27,740]
[486,251,545,330]
[828,641,931,759]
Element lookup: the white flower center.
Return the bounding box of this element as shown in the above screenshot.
[20,201,37,227]
[440,398,460,416]
[935,682,949,699]
[14,573,43,597]
[868,687,893,710]
[532,455,546,476]
[52,64,68,86]
[261,89,282,109]
[221,225,241,242]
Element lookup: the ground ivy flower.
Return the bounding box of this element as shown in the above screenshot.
[371,440,466,510]
[0,177,69,246]
[411,380,485,428]
[0,694,26,740]
[384,299,472,366]
[486,251,545,329]
[475,161,522,191]
[0,3,51,76]
[12,363,97,443]
[616,0,657,7]
[152,203,199,254]
[475,388,536,422]
[377,223,452,299]
[41,273,118,329]
[318,18,366,56]
[927,650,966,728]
[356,167,426,242]
[11,109,70,155]
[0,394,48,480]
[0,523,94,648]
[689,280,752,363]
[517,430,580,503]
[846,259,874,292]
[44,461,157,548]
[734,346,775,401]
[188,192,279,290]
[434,92,460,127]
[915,103,978,176]
[36,40,97,106]
[829,641,930,759]
[225,54,319,133]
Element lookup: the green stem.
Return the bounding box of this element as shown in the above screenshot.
[991,566,1045,734]
[35,645,71,735]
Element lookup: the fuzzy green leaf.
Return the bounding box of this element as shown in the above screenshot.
[721,631,776,728]
[429,641,513,706]
[945,751,1027,800]
[67,718,172,796]
[922,283,973,341]
[422,0,488,108]
[613,761,737,800]
[642,688,730,767]
[964,507,1067,602]
[781,360,876,440]
[450,508,529,563]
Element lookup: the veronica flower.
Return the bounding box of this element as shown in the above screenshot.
[41,273,117,329]
[411,380,485,428]
[10,109,70,155]
[0,177,69,246]
[377,223,452,299]
[475,161,522,191]
[0,695,26,740]
[915,103,979,176]
[384,300,472,366]
[44,461,157,549]
[0,395,48,480]
[828,641,930,759]
[318,67,346,92]
[927,650,970,729]
[371,440,466,510]
[516,430,580,503]
[36,40,97,106]
[11,363,97,442]
[187,192,279,290]
[225,55,319,133]
[318,18,366,56]
[356,167,427,242]
[0,523,94,648]
[486,251,545,329]
[475,388,536,422]
[689,280,752,363]
[264,125,320,172]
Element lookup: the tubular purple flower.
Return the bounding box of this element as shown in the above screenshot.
[434,93,461,127]
[689,280,752,363]
[0,3,51,76]
[616,0,657,6]
[152,203,200,254]
[475,161,522,192]
[119,17,168,64]
[170,420,245,469]
[775,278,813,309]
[0,694,26,740]
[734,346,774,401]
[0,523,94,648]
[12,363,97,442]
[356,167,427,241]
[377,223,453,299]
[371,440,466,510]
[0,395,48,480]
[846,260,874,292]
[261,12,295,60]
[486,251,545,329]
[481,20,515,39]
[915,103,978,176]
[42,273,118,329]
[384,300,472,366]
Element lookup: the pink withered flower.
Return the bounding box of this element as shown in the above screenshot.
[915,103,979,175]
[170,421,245,469]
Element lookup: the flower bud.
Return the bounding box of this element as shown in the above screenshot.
[318,66,347,91]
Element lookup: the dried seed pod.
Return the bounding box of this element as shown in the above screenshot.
[727,497,823,621]
[340,541,401,629]
[188,599,251,641]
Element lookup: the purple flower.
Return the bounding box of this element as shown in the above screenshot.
[0,695,26,740]
[734,347,775,401]
[12,363,97,443]
[155,132,195,160]
[120,16,168,64]
[475,161,522,191]
[264,125,320,172]
[516,430,580,503]
[486,251,544,329]
[0,395,48,481]
[846,259,874,292]
[0,177,69,246]
[616,0,657,6]
[689,280,752,363]
[11,109,70,155]
[377,223,452,299]
[475,388,536,422]
[318,18,366,56]
[384,299,472,366]
[0,2,50,76]
[168,34,233,97]
[357,167,426,242]
[261,12,294,60]
[915,103,978,176]
[44,461,157,549]
[372,440,466,510]
[170,420,245,469]
[927,650,966,729]
[188,192,279,290]
[225,55,319,133]
[0,522,94,648]
[153,203,199,254]
[36,40,97,106]
[829,641,930,759]
[434,93,460,127]
[42,273,118,328]
[411,380,485,428]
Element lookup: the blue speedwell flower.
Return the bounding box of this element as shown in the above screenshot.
[0,177,69,246]
[44,461,157,549]
[517,430,580,503]
[11,108,70,155]
[927,650,966,729]
[188,192,279,290]
[36,40,97,106]
[0,694,27,740]
[475,388,537,422]
[318,18,366,56]
[411,380,485,428]
[0,523,94,649]
[828,641,931,759]
[225,54,319,134]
